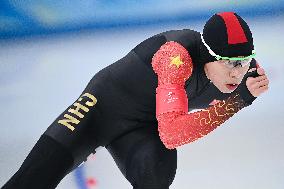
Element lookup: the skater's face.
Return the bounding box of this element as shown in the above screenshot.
[204,60,250,93]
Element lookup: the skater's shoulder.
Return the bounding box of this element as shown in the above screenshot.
[157,28,200,39]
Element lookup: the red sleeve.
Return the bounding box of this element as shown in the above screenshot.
[156,93,247,149]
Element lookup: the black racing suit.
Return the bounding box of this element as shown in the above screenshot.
[2,29,257,189]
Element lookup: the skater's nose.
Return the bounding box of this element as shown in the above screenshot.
[229,66,242,79]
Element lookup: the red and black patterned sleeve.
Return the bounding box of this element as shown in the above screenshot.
[157,92,248,149]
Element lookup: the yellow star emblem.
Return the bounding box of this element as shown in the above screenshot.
[170,55,184,68]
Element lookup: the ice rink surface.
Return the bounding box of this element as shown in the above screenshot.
[0,15,283,188]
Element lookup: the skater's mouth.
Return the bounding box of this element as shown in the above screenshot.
[226,83,239,90]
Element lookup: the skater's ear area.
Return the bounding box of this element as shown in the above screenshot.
[133,34,167,63]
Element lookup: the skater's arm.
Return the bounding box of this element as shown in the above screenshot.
[156,92,248,149]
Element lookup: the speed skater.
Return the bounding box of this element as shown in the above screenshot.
[2,12,269,189]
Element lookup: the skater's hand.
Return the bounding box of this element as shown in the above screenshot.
[246,67,269,97]
[151,41,193,86]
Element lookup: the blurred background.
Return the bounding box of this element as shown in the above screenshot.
[0,0,283,188]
